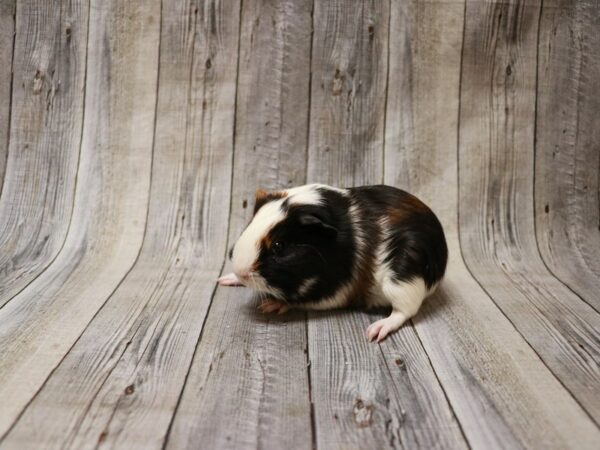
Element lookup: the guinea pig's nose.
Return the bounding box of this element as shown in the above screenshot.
[228,246,234,260]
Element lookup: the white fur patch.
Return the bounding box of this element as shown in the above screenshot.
[297,276,318,297]
[381,277,428,317]
[232,199,285,277]
[232,184,341,290]
[369,216,431,313]
[232,183,351,299]
[302,281,353,310]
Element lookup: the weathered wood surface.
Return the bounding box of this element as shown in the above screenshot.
[0,0,599,448]
[168,1,313,448]
[0,0,86,307]
[458,0,600,425]
[0,0,159,440]
[0,0,15,192]
[1,1,233,448]
[306,2,470,449]
[535,0,600,312]
[387,1,598,449]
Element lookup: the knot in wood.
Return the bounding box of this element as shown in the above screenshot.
[352,398,374,427]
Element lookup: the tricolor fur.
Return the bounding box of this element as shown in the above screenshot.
[226,183,448,342]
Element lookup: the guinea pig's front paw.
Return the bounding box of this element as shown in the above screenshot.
[366,312,407,343]
[217,273,244,286]
[257,299,290,315]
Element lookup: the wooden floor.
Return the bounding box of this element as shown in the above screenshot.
[0,0,599,449]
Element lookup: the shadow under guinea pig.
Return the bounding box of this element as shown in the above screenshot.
[239,282,448,327]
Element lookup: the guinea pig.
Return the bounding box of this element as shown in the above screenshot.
[217,184,448,342]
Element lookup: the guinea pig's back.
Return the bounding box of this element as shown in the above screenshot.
[348,185,448,290]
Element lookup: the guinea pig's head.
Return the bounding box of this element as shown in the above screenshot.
[230,185,349,301]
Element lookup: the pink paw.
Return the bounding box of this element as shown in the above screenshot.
[217,273,244,286]
[366,313,407,343]
[257,299,290,315]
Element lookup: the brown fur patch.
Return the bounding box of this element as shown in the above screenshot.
[387,193,430,225]
[253,188,288,215]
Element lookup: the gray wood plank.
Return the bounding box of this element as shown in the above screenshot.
[0,0,87,307]
[385,1,600,448]
[167,1,313,449]
[0,0,159,440]
[0,1,237,447]
[535,0,600,312]
[458,0,600,425]
[306,1,467,449]
[0,0,15,193]
[307,0,386,187]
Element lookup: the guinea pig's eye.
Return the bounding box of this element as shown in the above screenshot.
[272,241,284,255]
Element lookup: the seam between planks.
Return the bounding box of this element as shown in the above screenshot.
[303,0,315,184]
[305,1,316,449]
[407,320,471,449]
[160,0,244,446]
[0,0,17,201]
[454,0,599,430]
[380,0,391,183]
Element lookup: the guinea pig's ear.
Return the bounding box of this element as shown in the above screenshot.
[253,188,287,215]
[253,188,271,215]
[298,213,338,237]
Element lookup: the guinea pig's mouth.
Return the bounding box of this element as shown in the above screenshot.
[241,271,283,298]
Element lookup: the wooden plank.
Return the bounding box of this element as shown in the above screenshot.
[307,0,386,187]
[306,1,468,449]
[535,0,600,312]
[458,0,600,425]
[385,1,600,448]
[0,0,87,307]
[0,1,238,447]
[167,1,313,448]
[0,0,159,440]
[0,0,15,192]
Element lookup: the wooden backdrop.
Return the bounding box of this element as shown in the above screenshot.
[0,1,598,449]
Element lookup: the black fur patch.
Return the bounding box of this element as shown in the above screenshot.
[256,189,355,303]
[349,185,448,289]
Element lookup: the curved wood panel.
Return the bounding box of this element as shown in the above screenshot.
[168,0,313,448]
[0,0,598,448]
[0,0,87,308]
[385,1,599,448]
[307,2,469,449]
[1,2,238,446]
[458,0,600,424]
[0,0,159,439]
[535,0,600,312]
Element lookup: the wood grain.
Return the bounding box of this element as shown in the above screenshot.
[0,0,159,440]
[307,0,387,187]
[0,0,87,307]
[458,0,600,426]
[0,0,15,192]
[0,1,238,448]
[535,0,600,312]
[307,1,468,449]
[0,0,599,448]
[167,1,313,449]
[386,0,600,448]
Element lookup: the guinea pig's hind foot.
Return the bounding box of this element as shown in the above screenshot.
[366,312,408,343]
[257,298,290,315]
[217,273,244,286]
